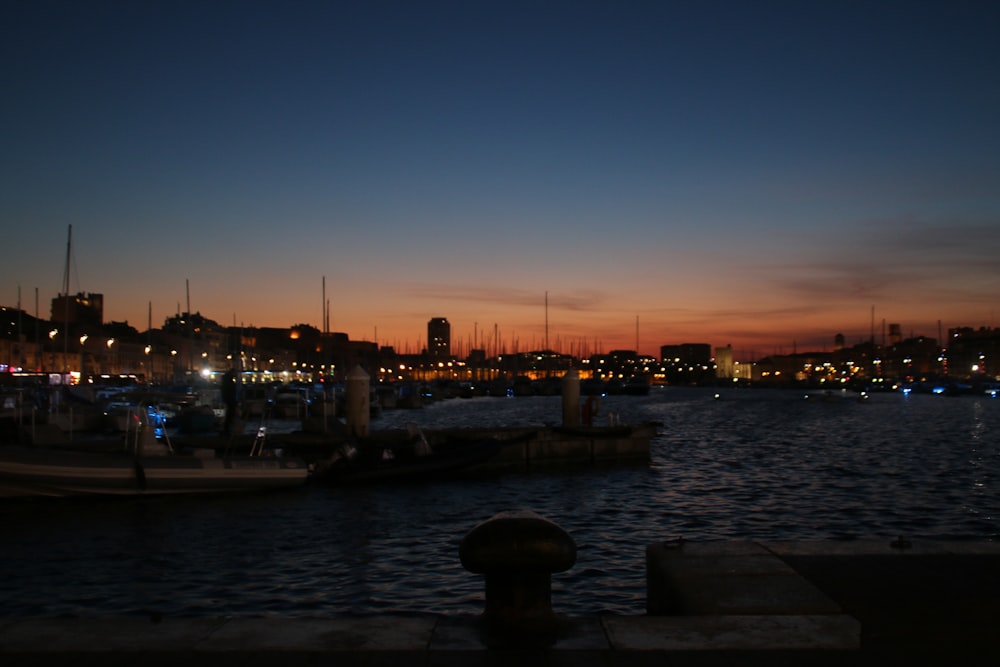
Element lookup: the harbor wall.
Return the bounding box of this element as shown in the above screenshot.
[3,540,997,663]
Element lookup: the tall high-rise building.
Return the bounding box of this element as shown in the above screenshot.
[427,317,451,358]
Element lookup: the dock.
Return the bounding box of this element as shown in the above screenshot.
[2,539,997,665]
[170,422,657,472]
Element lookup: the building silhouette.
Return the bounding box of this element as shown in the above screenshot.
[50,292,103,329]
[4,290,999,389]
[427,317,450,358]
[659,343,713,384]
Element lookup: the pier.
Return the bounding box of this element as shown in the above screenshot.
[1,539,996,665]
[276,423,657,472]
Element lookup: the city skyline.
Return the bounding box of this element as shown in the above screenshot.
[2,280,984,365]
[4,2,999,358]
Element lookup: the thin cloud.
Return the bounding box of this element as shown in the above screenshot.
[754,214,1000,293]
[760,262,900,301]
[401,284,609,312]
[864,217,1000,253]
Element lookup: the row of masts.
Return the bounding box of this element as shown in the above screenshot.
[41,227,643,364]
[35,226,931,364]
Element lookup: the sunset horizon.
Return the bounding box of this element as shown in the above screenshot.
[4,2,997,361]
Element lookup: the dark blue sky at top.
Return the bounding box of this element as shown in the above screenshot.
[2,1,999,355]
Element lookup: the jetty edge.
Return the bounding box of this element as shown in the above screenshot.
[1,539,997,664]
[172,421,660,476]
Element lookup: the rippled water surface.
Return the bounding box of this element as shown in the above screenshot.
[2,387,998,618]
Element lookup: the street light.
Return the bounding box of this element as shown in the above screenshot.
[79,335,89,380]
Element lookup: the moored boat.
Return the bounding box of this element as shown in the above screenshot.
[0,402,308,498]
[0,444,308,498]
[175,404,220,433]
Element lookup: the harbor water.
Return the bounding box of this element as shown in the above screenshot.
[1,386,997,619]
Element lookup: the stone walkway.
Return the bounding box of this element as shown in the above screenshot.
[1,539,997,665]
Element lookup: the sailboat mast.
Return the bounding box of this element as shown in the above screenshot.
[13,285,21,370]
[63,224,72,297]
[35,288,39,371]
[63,224,72,373]
[544,291,549,351]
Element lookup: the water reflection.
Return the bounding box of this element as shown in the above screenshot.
[1,387,997,618]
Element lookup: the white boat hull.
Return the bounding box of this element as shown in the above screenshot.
[0,446,308,498]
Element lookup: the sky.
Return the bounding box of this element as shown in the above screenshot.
[3,1,999,360]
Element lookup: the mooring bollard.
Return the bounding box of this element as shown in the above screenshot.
[561,367,580,427]
[459,510,577,643]
[345,364,370,438]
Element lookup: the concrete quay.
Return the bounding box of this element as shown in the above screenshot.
[2,539,997,665]
[186,423,656,472]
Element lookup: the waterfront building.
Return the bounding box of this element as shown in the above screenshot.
[589,350,637,381]
[427,317,450,358]
[660,343,711,366]
[241,325,304,378]
[0,307,44,372]
[658,343,714,384]
[498,350,574,379]
[883,335,941,380]
[947,327,999,379]
[757,352,830,385]
[50,292,103,329]
[4,292,997,389]
[715,345,735,379]
[160,311,230,379]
